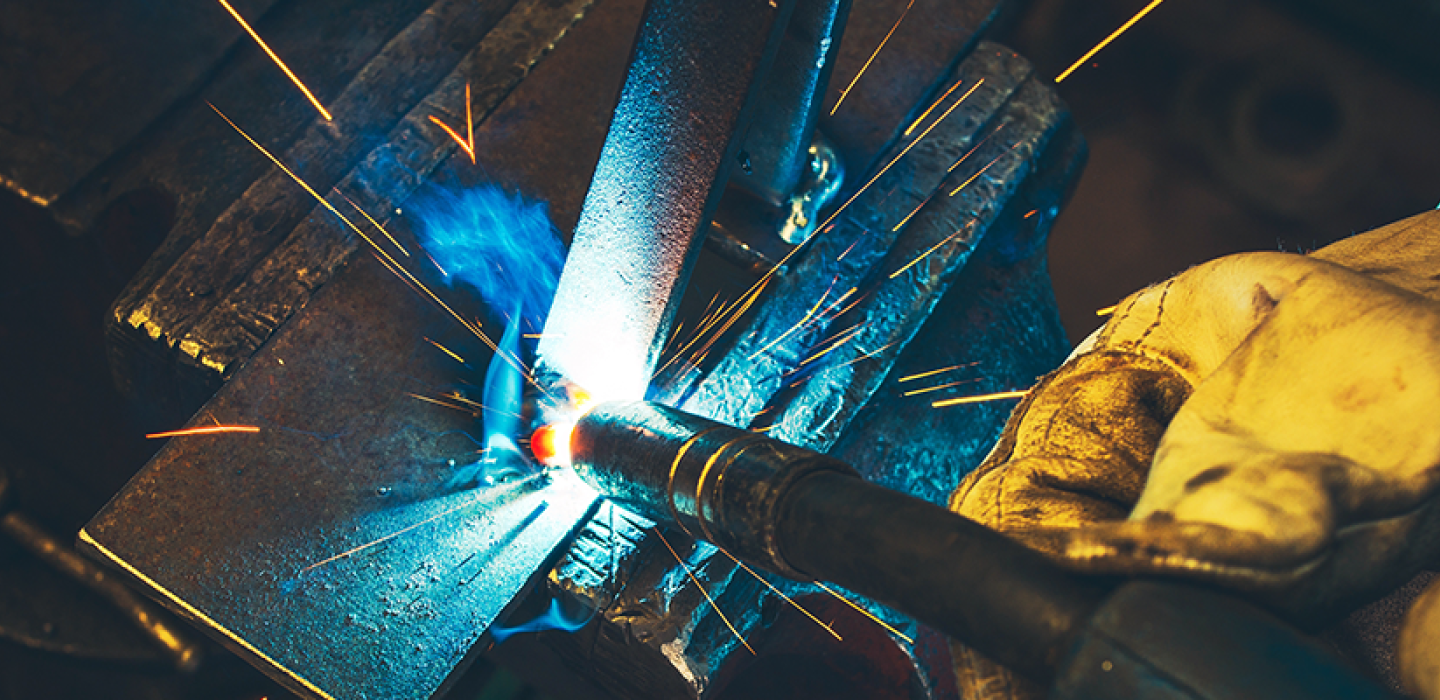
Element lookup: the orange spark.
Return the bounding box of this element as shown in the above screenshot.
[428,115,476,163]
[407,392,476,414]
[747,278,846,361]
[949,142,1024,197]
[424,337,466,364]
[798,324,866,367]
[653,528,755,655]
[339,191,409,256]
[901,378,977,397]
[714,547,841,641]
[830,0,915,116]
[215,0,331,121]
[812,581,914,644]
[1095,304,1117,317]
[903,79,967,137]
[889,223,973,280]
[1024,209,1038,219]
[1055,0,1167,84]
[301,481,534,573]
[442,391,525,420]
[146,425,260,439]
[816,79,985,234]
[898,362,978,383]
[931,389,1029,408]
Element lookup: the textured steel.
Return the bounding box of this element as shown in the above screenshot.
[98,0,592,428]
[81,253,601,700]
[534,0,797,405]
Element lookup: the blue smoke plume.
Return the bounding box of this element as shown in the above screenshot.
[490,598,592,644]
[410,184,566,330]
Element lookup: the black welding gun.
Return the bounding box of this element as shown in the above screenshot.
[565,400,1400,700]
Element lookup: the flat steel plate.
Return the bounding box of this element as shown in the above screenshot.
[81,253,599,700]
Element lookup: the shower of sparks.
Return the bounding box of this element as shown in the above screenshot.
[931,389,1029,408]
[1095,304,1117,317]
[146,425,260,439]
[812,581,913,644]
[948,143,1023,197]
[424,337,466,363]
[903,79,968,137]
[339,191,409,256]
[653,278,770,380]
[829,0,915,116]
[300,476,539,574]
[888,223,973,280]
[901,378,977,397]
[209,104,550,398]
[1054,0,1167,84]
[653,528,755,655]
[428,83,477,163]
[215,0,331,121]
[714,547,842,641]
[898,362,978,383]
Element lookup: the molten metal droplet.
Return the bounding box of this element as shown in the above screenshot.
[530,423,574,466]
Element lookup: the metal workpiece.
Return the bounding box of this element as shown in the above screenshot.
[571,401,858,579]
[727,0,852,208]
[99,0,594,427]
[534,0,798,405]
[82,253,602,700]
[681,43,1042,434]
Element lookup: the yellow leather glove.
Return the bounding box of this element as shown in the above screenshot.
[951,210,1440,699]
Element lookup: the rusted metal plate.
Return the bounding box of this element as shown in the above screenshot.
[81,251,600,700]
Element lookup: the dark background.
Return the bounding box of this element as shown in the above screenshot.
[4,0,1440,697]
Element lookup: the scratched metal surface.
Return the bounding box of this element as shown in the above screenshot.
[80,252,599,700]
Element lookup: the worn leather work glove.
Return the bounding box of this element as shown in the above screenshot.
[950,210,1440,699]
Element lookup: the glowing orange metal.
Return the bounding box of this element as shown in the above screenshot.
[215,0,332,121]
[653,528,755,655]
[1055,0,1167,84]
[146,425,260,439]
[931,389,1029,408]
[829,0,915,116]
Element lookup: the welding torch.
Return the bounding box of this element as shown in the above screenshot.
[553,400,1398,700]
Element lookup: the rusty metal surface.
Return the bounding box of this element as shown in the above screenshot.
[81,251,600,700]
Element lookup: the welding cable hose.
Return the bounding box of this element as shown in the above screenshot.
[569,400,1398,699]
